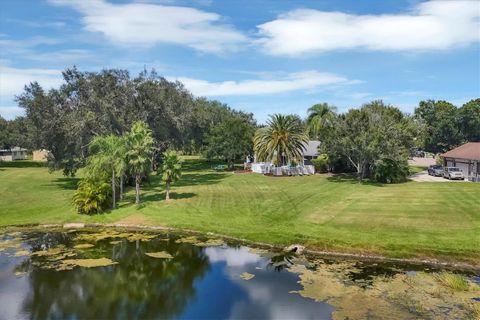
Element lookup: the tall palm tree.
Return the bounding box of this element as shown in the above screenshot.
[88,134,127,209]
[160,150,182,201]
[126,121,155,204]
[306,103,337,139]
[253,114,308,166]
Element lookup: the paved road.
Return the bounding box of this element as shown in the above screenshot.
[409,171,467,182]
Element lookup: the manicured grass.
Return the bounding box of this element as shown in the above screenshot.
[1,158,479,264]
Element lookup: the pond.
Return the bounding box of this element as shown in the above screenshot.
[0,228,478,319]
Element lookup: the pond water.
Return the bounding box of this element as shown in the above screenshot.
[0,229,478,320]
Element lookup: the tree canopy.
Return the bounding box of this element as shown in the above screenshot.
[322,101,416,181]
[14,67,247,175]
[414,99,480,153]
[203,113,256,168]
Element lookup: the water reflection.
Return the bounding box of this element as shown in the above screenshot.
[0,230,478,320]
[0,231,331,319]
[20,234,210,319]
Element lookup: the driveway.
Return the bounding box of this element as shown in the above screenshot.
[409,171,467,182]
[408,157,436,166]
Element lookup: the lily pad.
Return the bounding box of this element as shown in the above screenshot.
[14,250,30,257]
[61,258,118,268]
[0,238,22,251]
[194,239,225,247]
[126,233,156,242]
[175,236,199,244]
[145,251,173,259]
[240,272,255,280]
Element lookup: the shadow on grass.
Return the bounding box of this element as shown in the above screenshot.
[44,177,80,190]
[326,173,385,187]
[0,160,47,168]
[142,192,196,202]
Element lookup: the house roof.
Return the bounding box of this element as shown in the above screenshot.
[441,142,480,161]
[303,140,320,157]
[11,146,27,151]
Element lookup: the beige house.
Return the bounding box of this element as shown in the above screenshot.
[0,147,27,161]
[33,149,51,162]
[441,142,480,182]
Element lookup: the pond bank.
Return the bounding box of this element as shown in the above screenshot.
[2,223,479,272]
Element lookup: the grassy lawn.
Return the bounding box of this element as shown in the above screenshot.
[1,158,479,264]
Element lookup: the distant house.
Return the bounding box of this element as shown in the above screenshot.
[0,147,27,161]
[302,140,321,165]
[251,140,320,175]
[441,142,480,182]
[33,149,52,162]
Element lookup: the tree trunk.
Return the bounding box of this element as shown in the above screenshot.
[135,175,140,204]
[165,181,170,200]
[111,168,116,209]
[119,175,124,200]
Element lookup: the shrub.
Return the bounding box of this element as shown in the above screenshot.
[372,158,409,183]
[311,154,329,173]
[73,179,112,214]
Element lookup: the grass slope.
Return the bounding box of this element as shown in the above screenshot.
[1,159,479,263]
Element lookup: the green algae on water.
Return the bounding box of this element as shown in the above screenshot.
[74,230,156,243]
[194,238,224,247]
[61,258,118,269]
[288,261,480,320]
[240,272,255,280]
[145,251,173,259]
[175,236,199,244]
[0,238,22,251]
[14,250,30,257]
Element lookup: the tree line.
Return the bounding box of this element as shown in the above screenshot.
[253,99,479,182]
[0,67,478,188]
[0,67,255,175]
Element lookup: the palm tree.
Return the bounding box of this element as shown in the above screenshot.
[253,114,308,166]
[160,150,182,201]
[306,103,337,139]
[88,135,127,209]
[126,121,155,204]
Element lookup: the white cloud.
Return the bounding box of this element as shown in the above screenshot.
[257,0,480,55]
[48,0,246,53]
[169,70,358,96]
[0,66,63,99]
[205,246,262,267]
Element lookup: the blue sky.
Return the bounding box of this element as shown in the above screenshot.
[0,0,479,122]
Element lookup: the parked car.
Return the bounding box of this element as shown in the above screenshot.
[428,165,443,176]
[443,167,465,180]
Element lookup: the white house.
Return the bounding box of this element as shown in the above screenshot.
[302,140,321,165]
[441,142,480,182]
[0,147,27,161]
[251,140,320,175]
